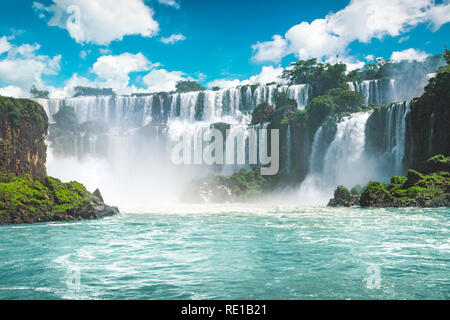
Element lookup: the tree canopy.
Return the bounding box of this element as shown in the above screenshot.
[30,85,49,99]
[175,80,205,93]
[73,86,115,97]
[281,59,348,97]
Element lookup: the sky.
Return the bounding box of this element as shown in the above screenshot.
[0,0,448,98]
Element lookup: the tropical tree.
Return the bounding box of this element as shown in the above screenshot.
[30,85,49,99]
[175,80,205,93]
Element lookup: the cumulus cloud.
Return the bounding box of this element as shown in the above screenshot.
[0,37,61,97]
[426,1,450,31]
[207,66,284,89]
[157,0,180,9]
[390,48,430,62]
[160,33,186,44]
[70,52,159,95]
[143,69,187,92]
[252,0,450,63]
[252,35,288,64]
[32,0,159,45]
[0,85,25,98]
[0,36,11,55]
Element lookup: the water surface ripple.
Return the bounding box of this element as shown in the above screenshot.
[0,205,448,299]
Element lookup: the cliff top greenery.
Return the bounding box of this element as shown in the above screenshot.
[282,58,348,97]
[0,96,48,131]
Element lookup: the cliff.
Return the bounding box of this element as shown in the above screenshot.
[0,96,119,225]
[405,64,450,170]
[0,97,48,180]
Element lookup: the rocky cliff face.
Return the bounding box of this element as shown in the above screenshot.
[405,68,450,170]
[0,97,48,180]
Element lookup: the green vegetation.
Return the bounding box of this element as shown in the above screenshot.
[0,96,118,224]
[183,168,273,203]
[407,49,450,168]
[0,173,117,224]
[30,85,49,99]
[0,175,89,216]
[251,102,275,125]
[52,104,79,130]
[305,87,364,134]
[347,54,444,82]
[281,58,348,97]
[73,86,115,97]
[0,96,48,130]
[47,104,82,156]
[175,80,205,93]
[356,155,449,207]
[328,185,359,207]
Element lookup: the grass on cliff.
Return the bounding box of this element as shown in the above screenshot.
[0,174,92,216]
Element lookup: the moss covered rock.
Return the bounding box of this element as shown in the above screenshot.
[0,174,118,225]
[328,185,359,207]
[359,182,396,207]
[357,155,449,207]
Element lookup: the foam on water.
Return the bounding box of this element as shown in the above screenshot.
[0,206,448,299]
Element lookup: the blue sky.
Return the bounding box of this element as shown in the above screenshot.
[0,0,448,97]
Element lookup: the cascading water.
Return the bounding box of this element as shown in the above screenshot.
[347,80,389,106]
[298,112,372,204]
[40,84,310,209]
[383,102,410,174]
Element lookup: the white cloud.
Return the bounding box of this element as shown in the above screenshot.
[0,37,61,94]
[160,33,186,44]
[325,55,366,72]
[157,0,180,9]
[252,0,449,63]
[252,35,288,63]
[207,79,242,90]
[390,48,430,62]
[79,50,89,59]
[33,0,159,45]
[86,52,157,94]
[0,85,25,98]
[0,36,12,55]
[207,65,284,89]
[142,69,187,92]
[99,47,111,55]
[365,54,375,61]
[427,1,450,31]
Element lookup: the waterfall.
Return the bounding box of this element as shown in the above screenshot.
[348,80,386,105]
[383,102,410,174]
[298,112,371,204]
[41,83,311,208]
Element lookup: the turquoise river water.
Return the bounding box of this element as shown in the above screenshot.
[0,205,448,299]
